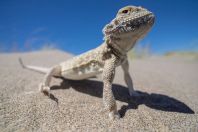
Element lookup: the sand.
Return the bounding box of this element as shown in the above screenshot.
[0,50,197,131]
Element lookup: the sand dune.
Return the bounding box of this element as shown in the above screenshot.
[0,50,197,131]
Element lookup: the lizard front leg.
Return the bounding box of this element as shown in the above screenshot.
[102,55,120,120]
[121,58,139,96]
[39,65,61,95]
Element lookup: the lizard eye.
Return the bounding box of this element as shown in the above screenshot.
[122,10,128,14]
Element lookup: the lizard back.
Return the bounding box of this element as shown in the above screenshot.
[60,43,107,80]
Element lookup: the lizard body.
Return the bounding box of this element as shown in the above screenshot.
[19,5,155,120]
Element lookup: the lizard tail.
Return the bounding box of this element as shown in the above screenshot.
[19,58,50,74]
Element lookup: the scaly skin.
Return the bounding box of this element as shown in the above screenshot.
[19,5,155,120]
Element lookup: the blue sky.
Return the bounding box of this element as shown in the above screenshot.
[0,0,198,54]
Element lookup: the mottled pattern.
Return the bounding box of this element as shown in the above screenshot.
[19,5,155,120]
[60,43,108,80]
[102,54,120,119]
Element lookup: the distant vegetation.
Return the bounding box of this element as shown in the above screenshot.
[40,43,58,51]
[1,42,198,61]
[164,51,198,60]
[0,43,58,53]
[128,43,152,59]
[128,43,198,60]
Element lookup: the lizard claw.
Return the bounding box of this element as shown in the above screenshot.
[109,111,120,120]
[39,83,50,96]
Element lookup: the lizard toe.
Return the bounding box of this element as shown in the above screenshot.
[39,83,50,96]
[109,111,120,120]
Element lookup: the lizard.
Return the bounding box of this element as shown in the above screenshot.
[19,5,155,120]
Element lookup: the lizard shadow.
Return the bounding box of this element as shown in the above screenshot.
[51,78,194,118]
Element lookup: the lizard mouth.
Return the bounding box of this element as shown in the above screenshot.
[103,13,155,36]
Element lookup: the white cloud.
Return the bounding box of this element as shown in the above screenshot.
[31,27,46,35]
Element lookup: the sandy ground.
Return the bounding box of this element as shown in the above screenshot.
[0,50,198,131]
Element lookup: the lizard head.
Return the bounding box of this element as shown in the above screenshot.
[103,6,155,53]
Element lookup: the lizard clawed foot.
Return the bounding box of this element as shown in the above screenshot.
[109,111,120,120]
[39,83,50,96]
